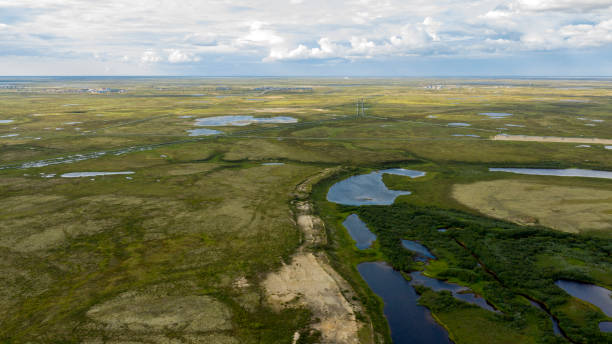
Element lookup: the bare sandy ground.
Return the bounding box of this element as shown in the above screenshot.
[264,253,360,343]
[492,134,612,145]
[263,168,362,344]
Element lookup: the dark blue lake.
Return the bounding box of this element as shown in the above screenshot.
[358,262,452,344]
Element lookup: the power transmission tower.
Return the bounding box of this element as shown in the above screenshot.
[361,98,365,117]
[355,98,366,119]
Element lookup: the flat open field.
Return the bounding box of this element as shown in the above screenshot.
[1,77,611,343]
[453,179,612,234]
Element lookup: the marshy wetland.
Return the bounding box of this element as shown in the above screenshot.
[1,77,611,343]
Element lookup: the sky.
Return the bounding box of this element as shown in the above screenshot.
[1,0,611,76]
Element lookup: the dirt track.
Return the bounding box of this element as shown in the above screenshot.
[263,168,362,344]
[492,134,612,145]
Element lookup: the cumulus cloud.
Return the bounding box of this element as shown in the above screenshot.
[167,49,199,63]
[240,21,284,46]
[0,0,611,73]
[139,49,200,64]
[559,19,612,47]
[140,51,161,63]
[267,37,340,61]
[267,17,442,61]
[516,0,612,12]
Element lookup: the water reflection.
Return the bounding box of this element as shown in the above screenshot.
[327,169,425,206]
[490,168,612,180]
[194,115,297,126]
[358,262,452,344]
[555,280,612,317]
[343,214,376,249]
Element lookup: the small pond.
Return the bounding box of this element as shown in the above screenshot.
[600,322,612,333]
[194,115,297,126]
[401,240,436,259]
[358,262,452,344]
[6,152,107,169]
[61,171,135,178]
[343,214,376,249]
[489,168,612,180]
[261,162,285,166]
[480,112,513,118]
[187,128,222,136]
[555,280,612,317]
[448,122,471,127]
[0,133,19,138]
[327,169,425,206]
[452,134,480,138]
[0,119,15,124]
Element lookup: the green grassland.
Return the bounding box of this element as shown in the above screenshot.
[0,77,611,343]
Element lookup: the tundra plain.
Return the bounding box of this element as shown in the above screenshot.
[0,77,611,343]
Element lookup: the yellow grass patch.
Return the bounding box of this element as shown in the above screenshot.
[452,180,612,233]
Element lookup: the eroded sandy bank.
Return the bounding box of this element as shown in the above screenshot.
[263,167,362,344]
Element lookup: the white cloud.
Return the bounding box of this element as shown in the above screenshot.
[167,49,199,63]
[267,37,340,60]
[480,9,513,20]
[559,19,612,47]
[240,21,284,46]
[516,0,612,12]
[1,0,611,71]
[390,21,435,49]
[140,51,161,63]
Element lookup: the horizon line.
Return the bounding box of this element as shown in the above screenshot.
[1,75,612,79]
